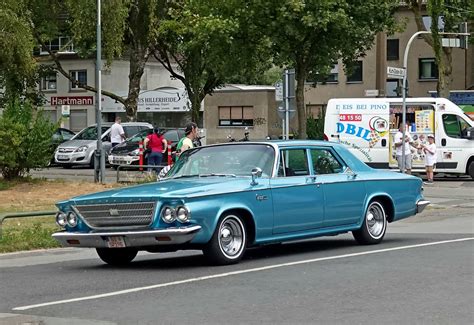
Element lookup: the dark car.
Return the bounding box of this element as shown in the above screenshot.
[108,128,186,167]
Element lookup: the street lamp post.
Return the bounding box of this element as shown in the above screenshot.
[400,31,431,173]
[94,0,105,183]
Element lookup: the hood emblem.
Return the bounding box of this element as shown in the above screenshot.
[109,209,120,216]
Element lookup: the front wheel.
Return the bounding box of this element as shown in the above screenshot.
[203,213,247,265]
[353,201,387,245]
[468,161,474,180]
[96,248,138,266]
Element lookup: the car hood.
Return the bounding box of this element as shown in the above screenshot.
[57,139,96,149]
[110,141,138,154]
[62,177,266,206]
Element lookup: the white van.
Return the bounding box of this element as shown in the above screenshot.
[324,97,474,178]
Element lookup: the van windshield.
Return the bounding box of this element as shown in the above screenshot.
[74,126,110,140]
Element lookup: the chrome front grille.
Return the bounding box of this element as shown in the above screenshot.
[58,148,75,153]
[73,202,156,229]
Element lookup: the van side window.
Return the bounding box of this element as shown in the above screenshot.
[310,149,343,174]
[443,114,470,138]
[277,149,309,177]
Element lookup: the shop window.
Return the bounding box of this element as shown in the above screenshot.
[69,109,88,132]
[346,61,363,83]
[70,70,87,90]
[442,114,470,138]
[40,73,57,91]
[419,58,438,80]
[219,106,253,126]
[387,39,399,60]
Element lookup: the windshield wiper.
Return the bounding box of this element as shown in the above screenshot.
[199,173,236,178]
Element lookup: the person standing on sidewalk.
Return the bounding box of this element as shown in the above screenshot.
[422,134,437,184]
[144,127,167,174]
[394,124,416,174]
[110,117,126,147]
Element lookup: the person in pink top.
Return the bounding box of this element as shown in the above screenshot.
[143,128,167,174]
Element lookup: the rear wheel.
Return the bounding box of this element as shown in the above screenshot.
[203,213,247,265]
[96,248,138,266]
[353,201,387,245]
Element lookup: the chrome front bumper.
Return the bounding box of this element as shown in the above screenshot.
[52,225,201,248]
[416,200,430,214]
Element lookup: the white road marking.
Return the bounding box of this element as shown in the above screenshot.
[13,237,473,311]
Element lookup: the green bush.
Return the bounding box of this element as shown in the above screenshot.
[0,100,56,180]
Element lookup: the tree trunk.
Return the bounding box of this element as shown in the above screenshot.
[437,49,453,98]
[295,63,307,139]
[124,45,149,122]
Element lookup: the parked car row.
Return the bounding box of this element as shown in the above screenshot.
[54,122,152,168]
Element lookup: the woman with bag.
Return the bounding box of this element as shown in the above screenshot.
[143,127,167,174]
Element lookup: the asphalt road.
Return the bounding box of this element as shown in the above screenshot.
[0,179,472,324]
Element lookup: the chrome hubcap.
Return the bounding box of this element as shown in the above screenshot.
[218,216,244,258]
[366,203,386,238]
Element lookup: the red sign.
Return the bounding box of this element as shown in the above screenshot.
[339,114,362,122]
[50,96,94,106]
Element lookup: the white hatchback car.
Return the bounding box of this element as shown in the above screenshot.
[54,122,152,168]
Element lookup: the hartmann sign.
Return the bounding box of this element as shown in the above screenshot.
[50,96,94,106]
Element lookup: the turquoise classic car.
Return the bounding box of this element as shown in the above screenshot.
[53,141,429,265]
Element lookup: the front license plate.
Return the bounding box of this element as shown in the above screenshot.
[106,236,126,248]
[57,154,69,159]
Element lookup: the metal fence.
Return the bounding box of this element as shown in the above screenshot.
[0,211,57,239]
[115,164,168,183]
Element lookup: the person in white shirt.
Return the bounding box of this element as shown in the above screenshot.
[422,134,436,184]
[394,124,416,174]
[110,116,126,147]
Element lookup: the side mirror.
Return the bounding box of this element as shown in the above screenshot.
[462,127,474,140]
[251,167,262,186]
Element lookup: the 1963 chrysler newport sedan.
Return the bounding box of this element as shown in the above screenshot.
[53,141,429,265]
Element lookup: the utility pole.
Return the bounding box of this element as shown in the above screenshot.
[94,0,105,183]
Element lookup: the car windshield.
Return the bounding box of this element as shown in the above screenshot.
[74,126,110,140]
[127,129,153,142]
[166,144,275,178]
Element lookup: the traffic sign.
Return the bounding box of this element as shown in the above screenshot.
[275,81,283,102]
[387,66,406,79]
[61,105,70,117]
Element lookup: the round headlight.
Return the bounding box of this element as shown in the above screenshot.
[66,211,78,227]
[162,207,176,223]
[176,206,189,223]
[56,212,67,227]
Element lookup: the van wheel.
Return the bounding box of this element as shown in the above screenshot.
[468,161,474,180]
[203,213,247,265]
[353,201,387,245]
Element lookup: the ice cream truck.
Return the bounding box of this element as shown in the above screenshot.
[323,97,474,178]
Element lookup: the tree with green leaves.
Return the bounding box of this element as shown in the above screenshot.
[0,0,37,102]
[0,100,56,180]
[409,0,471,98]
[153,0,272,123]
[252,0,397,139]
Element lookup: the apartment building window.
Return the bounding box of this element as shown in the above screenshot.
[387,39,399,60]
[306,104,325,119]
[346,61,363,83]
[219,106,254,126]
[70,70,87,90]
[40,73,57,91]
[307,64,338,84]
[34,37,74,55]
[419,58,438,80]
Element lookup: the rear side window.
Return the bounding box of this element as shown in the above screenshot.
[277,149,309,177]
[310,148,343,174]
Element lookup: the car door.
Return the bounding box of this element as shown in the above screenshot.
[309,147,366,227]
[438,113,473,171]
[271,148,324,234]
